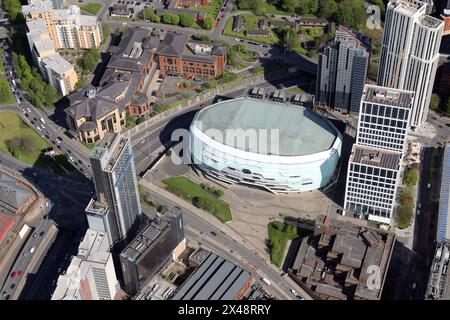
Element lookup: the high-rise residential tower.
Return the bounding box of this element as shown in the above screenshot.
[87,132,142,245]
[377,0,443,128]
[356,85,414,153]
[316,26,371,114]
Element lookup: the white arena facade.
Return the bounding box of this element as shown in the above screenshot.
[189,97,343,193]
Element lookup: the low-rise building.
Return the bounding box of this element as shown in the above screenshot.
[175,0,211,7]
[297,17,328,28]
[0,173,36,215]
[172,249,253,300]
[65,28,159,142]
[232,15,244,32]
[441,0,450,36]
[52,229,120,300]
[289,215,396,300]
[111,4,131,17]
[157,32,227,79]
[426,241,450,299]
[245,29,270,37]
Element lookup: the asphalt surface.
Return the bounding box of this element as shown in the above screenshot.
[1,45,92,178]
[131,73,313,173]
[141,184,301,300]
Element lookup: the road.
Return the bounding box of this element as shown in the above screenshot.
[130,73,313,173]
[141,184,303,300]
[1,42,92,178]
[0,205,52,300]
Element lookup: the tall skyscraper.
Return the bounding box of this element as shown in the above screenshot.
[316,26,371,114]
[87,132,142,246]
[377,0,443,128]
[356,85,414,153]
[343,145,402,224]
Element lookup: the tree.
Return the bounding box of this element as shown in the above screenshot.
[163,12,180,25]
[6,136,38,155]
[319,0,337,19]
[296,0,319,15]
[141,7,160,22]
[430,93,441,111]
[404,168,419,186]
[202,14,215,30]
[0,77,14,103]
[179,12,195,27]
[4,0,22,23]
[445,97,450,115]
[282,0,299,12]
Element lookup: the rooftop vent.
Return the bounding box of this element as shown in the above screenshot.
[86,88,96,99]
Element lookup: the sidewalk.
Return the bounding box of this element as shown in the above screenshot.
[139,178,313,300]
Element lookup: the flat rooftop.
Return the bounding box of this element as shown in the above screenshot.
[172,250,252,300]
[290,214,396,300]
[350,145,401,170]
[193,97,339,156]
[437,145,450,242]
[363,85,414,109]
[42,54,74,74]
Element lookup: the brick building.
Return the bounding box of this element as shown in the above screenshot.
[156,32,227,79]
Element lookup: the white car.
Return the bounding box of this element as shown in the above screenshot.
[37,126,42,131]
[290,289,298,296]
[69,156,75,162]
[27,108,31,113]
[29,247,35,254]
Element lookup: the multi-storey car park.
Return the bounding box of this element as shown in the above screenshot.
[189,96,343,193]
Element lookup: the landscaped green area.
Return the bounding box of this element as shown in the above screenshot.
[396,167,420,229]
[268,221,310,267]
[139,7,214,29]
[223,15,278,45]
[0,112,74,174]
[0,48,5,73]
[11,50,60,109]
[195,0,222,17]
[81,3,102,15]
[163,176,232,223]
[0,77,15,104]
[76,48,100,75]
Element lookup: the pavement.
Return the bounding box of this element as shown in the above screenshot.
[138,177,311,300]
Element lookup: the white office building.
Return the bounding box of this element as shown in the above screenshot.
[377,0,443,128]
[343,145,402,225]
[356,85,414,153]
[52,229,120,300]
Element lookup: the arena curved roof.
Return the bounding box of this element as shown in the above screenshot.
[193,98,338,156]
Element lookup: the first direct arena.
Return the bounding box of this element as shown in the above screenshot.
[189,97,342,193]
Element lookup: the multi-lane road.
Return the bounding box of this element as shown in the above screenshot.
[1,45,92,177]
[141,184,303,300]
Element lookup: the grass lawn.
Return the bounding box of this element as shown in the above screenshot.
[195,0,222,17]
[81,3,102,15]
[163,176,232,223]
[268,221,310,267]
[0,77,15,104]
[396,187,414,229]
[0,112,73,174]
[258,2,295,15]
[223,15,278,45]
[81,141,96,149]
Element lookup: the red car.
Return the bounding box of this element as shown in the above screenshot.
[221,14,224,18]
[10,272,16,278]
[17,271,22,277]
[200,102,206,108]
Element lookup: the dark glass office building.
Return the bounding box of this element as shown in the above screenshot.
[119,207,185,296]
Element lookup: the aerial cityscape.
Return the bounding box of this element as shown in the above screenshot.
[1,0,450,306]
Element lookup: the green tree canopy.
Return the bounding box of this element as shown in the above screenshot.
[163,12,180,25]
[202,14,215,30]
[430,93,441,111]
[179,12,195,27]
